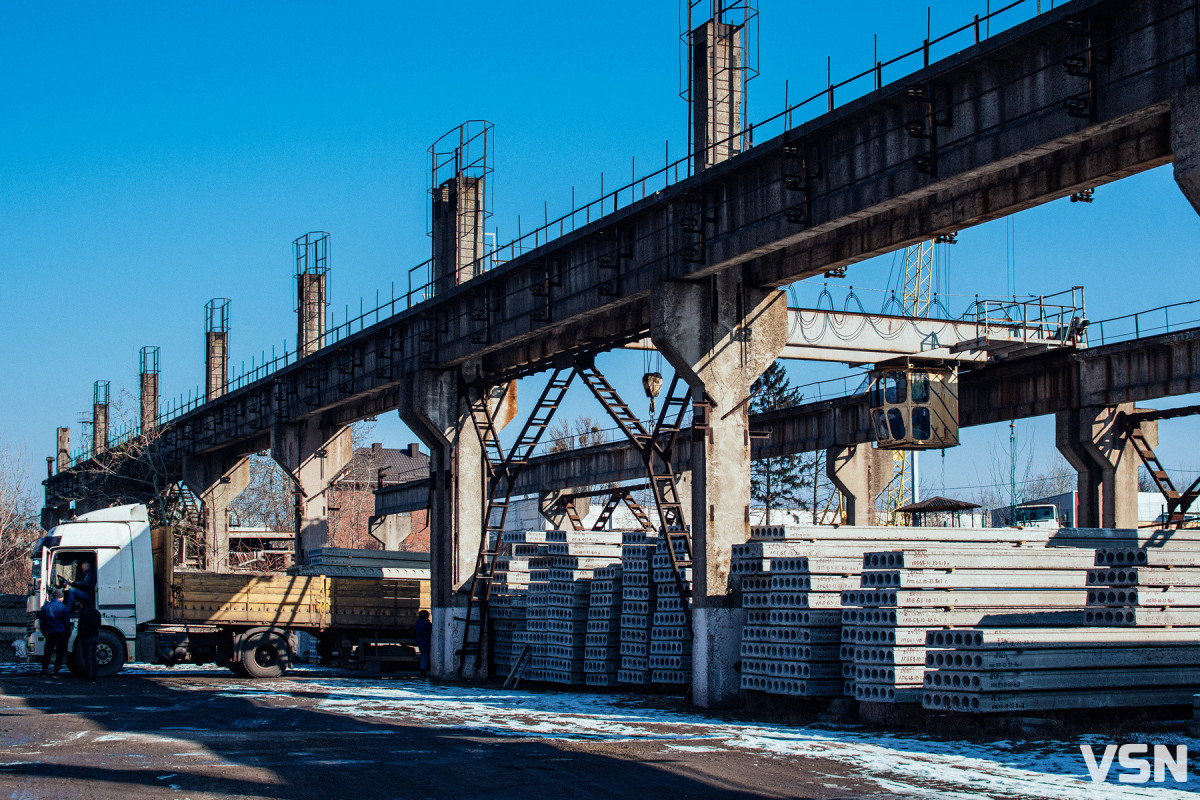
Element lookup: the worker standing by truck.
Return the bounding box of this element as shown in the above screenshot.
[38,589,71,676]
[76,603,102,681]
[416,610,432,678]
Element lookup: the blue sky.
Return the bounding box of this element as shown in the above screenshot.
[3,0,1198,505]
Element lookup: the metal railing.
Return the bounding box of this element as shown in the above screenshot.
[1088,299,1200,347]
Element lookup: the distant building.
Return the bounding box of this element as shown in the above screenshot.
[328,443,430,551]
[989,491,1178,528]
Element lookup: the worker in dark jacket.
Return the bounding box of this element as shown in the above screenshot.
[63,560,95,612]
[39,589,71,676]
[76,604,103,681]
[415,610,432,678]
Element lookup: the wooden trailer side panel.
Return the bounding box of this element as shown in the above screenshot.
[327,578,429,631]
[171,574,330,628]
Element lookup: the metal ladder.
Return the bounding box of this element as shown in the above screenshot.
[1127,422,1200,528]
[458,368,575,678]
[575,360,694,633]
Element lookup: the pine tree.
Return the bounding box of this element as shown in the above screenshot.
[750,362,814,522]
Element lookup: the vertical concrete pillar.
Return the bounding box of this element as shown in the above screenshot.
[1056,405,1153,529]
[206,331,228,401]
[297,273,327,356]
[140,372,159,433]
[826,445,894,526]
[691,19,744,173]
[182,455,251,572]
[650,272,787,708]
[397,371,515,679]
[1172,85,1200,213]
[270,421,354,565]
[92,404,108,454]
[431,176,485,295]
[56,427,70,474]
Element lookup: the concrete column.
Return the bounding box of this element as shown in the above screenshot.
[1172,84,1200,213]
[431,176,485,295]
[140,371,159,433]
[650,273,788,708]
[826,445,882,526]
[397,370,515,679]
[182,455,251,572]
[56,427,70,474]
[369,513,411,550]
[297,272,327,357]
[270,422,353,565]
[691,19,744,173]
[1056,405,1154,529]
[206,331,228,401]
[92,403,108,455]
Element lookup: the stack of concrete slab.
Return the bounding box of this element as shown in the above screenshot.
[293,547,431,579]
[735,528,866,698]
[650,536,692,685]
[584,564,623,686]
[618,531,657,685]
[490,531,540,678]
[921,531,1200,713]
[845,544,1096,703]
[922,627,1200,713]
[524,530,622,684]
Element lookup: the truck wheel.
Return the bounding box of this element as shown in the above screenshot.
[94,630,126,678]
[240,632,289,678]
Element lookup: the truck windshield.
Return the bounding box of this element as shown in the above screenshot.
[1016,506,1056,522]
[30,551,42,597]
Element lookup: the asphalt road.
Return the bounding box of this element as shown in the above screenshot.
[0,663,896,800]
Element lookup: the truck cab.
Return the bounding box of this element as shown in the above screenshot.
[28,504,155,676]
[1012,503,1061,529]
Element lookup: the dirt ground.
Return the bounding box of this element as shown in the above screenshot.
[0,663,898,800]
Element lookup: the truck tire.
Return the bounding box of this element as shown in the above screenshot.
[94,630,126,678]
[240,631,289,678]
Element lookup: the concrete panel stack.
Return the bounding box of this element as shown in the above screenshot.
[734,528,865,698]
[650,535,692,685]
[525,530,622,684]
[923,533,1200,713]
[845,544,1095,703]
[490,531,540,678]
[584,564,623,686]
[922,627,1200,713]
[618,531,657,685]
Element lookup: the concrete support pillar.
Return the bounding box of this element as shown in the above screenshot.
[826,445,891,526]
[1172,84,1200,213]
[691,19,744,173]
[56,427,70,474]
[397,371,515,679]
[140,371,159,433]
[92,403,108,455]
[182,455,251,572]
[369,513,411,550]
[1056,405,1154,529]
[431,176,485,295]
[297,272,327,357]
[270,422,353,565]
[650,273,788,708]
[206,331,228,401]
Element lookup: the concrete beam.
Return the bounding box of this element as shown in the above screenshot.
[651,272,788,708]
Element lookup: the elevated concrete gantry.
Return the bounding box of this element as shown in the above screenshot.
[651,272,787,708]
[397,373,515,679]
[182,453,250,572]
[1056,405,1157,529]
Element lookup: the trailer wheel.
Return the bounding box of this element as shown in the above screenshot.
[240,631,289,678]
[94,630,126,678]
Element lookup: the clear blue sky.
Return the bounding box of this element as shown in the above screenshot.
[3,1,1198,505]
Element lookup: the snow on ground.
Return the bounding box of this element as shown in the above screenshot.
[2,662,1197,798]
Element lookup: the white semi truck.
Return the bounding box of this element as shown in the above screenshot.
[28,504,428,678]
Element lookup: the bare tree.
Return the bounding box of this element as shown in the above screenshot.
[0,441,38,593]
[228,455,295,532]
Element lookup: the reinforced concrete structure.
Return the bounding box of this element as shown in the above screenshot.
[43,0,1200,707]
